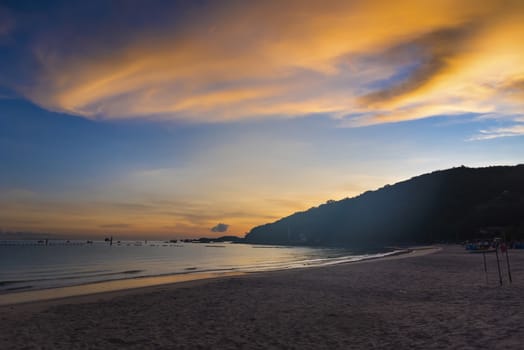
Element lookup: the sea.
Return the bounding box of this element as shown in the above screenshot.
[0,240,400,302]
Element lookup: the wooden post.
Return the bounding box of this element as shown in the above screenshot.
[483,251,488,284]
[505,246,513,284]
[502,232,512,283]
[495,244,503,286]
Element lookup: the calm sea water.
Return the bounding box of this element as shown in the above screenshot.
[0,240,397,294]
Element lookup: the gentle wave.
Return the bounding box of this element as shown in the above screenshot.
[0,242,399,294]
[0,269,144,286]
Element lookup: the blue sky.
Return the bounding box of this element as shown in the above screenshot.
[1,1,523,238]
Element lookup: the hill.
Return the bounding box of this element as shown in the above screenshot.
[245,165,524,246]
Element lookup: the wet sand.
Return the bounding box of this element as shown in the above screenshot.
[1,245,523,349]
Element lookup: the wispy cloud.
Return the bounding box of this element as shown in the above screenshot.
[470,124,524,141]
[99,223,131,229]
[0,0,522,130]
[0,128,399,237]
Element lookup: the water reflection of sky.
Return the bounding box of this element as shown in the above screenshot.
[1,242,367,294]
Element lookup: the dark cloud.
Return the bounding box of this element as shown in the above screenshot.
[211,223,229,233]
[502,78,524,100]
[359,25,478,107]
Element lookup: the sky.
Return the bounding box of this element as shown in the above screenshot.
[1,0,524,239]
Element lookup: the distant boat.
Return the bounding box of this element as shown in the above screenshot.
[465,243,495,253]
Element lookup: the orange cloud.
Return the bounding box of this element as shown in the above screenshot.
[4,0,523,129]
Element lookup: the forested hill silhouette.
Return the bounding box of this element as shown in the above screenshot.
[245,165,524,246]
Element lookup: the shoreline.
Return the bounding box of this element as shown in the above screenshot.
[0,246,436,307]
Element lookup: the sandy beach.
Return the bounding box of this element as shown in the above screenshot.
[1,245,523,349]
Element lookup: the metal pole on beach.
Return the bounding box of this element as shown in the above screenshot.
[504,247,512,284]
[482,251,488,284]
[495,244,503,286]
[503,233,513,284]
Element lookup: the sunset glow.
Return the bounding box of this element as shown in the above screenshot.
[1,0,524,238]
